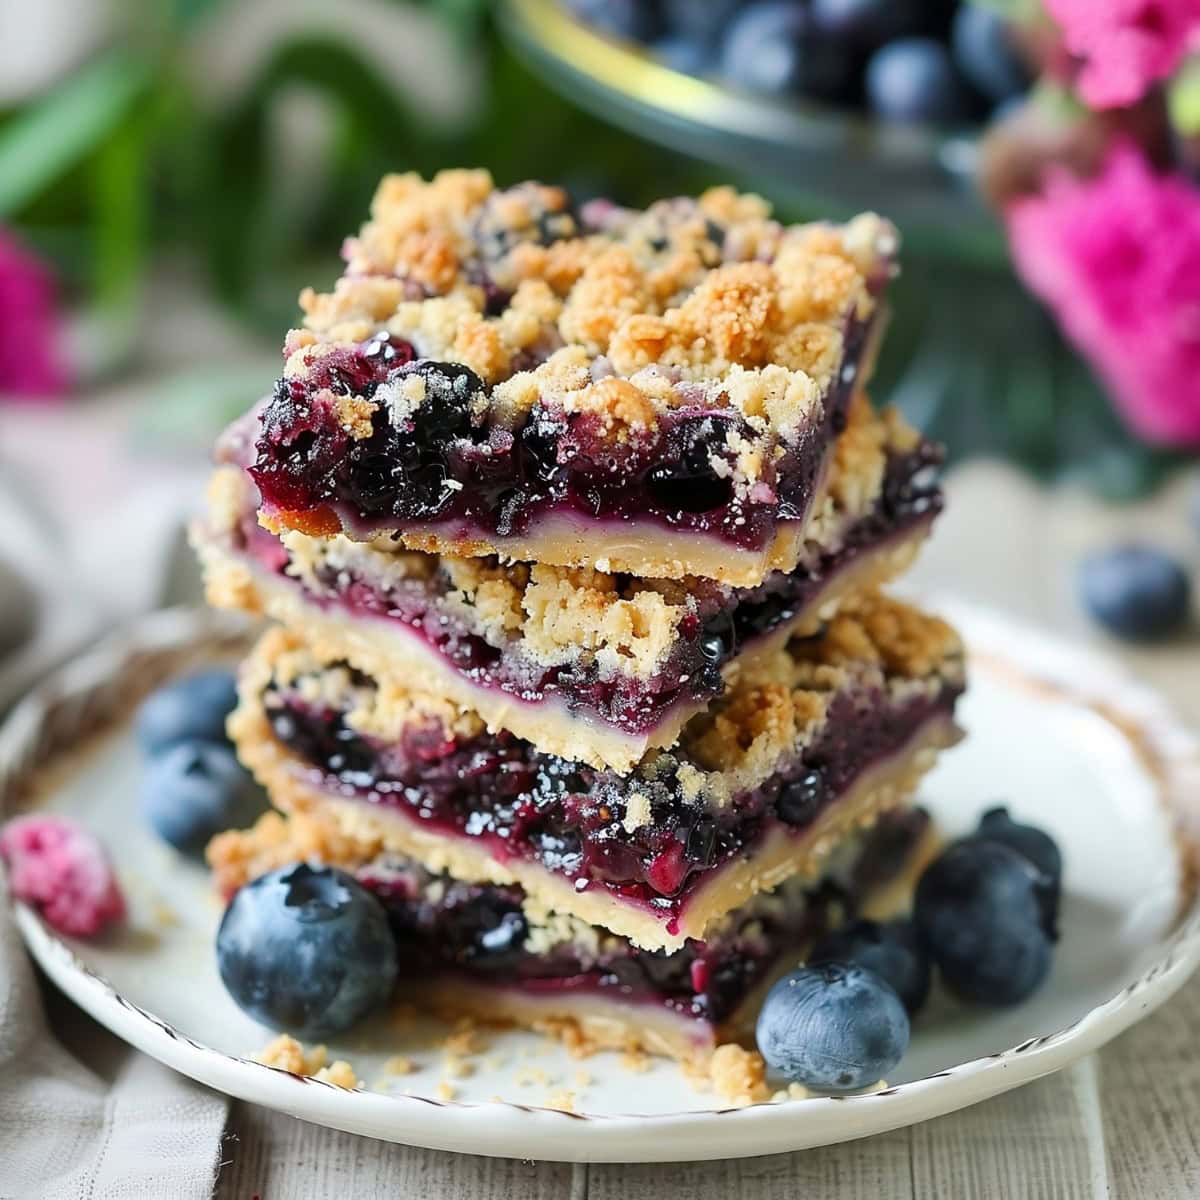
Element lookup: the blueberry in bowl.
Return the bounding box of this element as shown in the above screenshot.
[755,961,910,1090]
[217,863,399,1039]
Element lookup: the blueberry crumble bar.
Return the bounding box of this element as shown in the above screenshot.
[209,802,937,1062]
[195,391,941,771]
[195,169,967,1081]
[243,171,898,586]
[225,593,962,951]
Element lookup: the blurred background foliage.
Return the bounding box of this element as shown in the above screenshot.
[0,0,1181,496]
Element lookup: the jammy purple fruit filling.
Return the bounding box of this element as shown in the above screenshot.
[356,808,930,1027]
[227,441,941,740]
[261,670,958,924]
[248,324,869,553]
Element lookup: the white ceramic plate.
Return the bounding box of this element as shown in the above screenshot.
[2,602,1198,1163]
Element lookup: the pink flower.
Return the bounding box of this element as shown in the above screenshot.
[1045,0,1200,109]
[0,228,68,400]
[1005,143,1200,445]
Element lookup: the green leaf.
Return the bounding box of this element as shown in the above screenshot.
[1168,56,1200,136]
[0,53,151,217]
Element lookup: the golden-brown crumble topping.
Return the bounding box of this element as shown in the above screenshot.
[285,169,897,444]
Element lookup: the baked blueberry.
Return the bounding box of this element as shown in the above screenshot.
[141,740,268,857]
[866,38,972,125]
[972,806,1062,923]
[135,670,238,754]
[646,416,734,512]
[217,863,398,1039]
[776,767,825,827]
[756,961,910,1090]
[808,918,931,1014]
[1079,544,1191,641]
[915,840,1053,1006]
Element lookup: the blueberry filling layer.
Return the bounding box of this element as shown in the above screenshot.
[262,669,960,921]
[249,322,869,553]
[356,808,930,1027]
[231,442,941,738]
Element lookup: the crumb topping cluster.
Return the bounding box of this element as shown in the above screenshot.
[260,625,484,744]
[280,169,896,454]
[675,591,962,801]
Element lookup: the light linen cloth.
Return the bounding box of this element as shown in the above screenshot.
[0,438,225,1199]
[0,902,229,1200]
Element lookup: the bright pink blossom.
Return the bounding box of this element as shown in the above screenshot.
[0,228,68,400]
[1045,0,1200,109]
[1006,143,1200,445]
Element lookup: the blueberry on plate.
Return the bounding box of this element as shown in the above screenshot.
[808,917,931,1014]
[136,670,238,754]
[971,806,1062,920]
[1079,543,1192,641]
[141,740,268,857]
[866,37,973,125]
[915,840,1053,1006]
[720,2,857,102]
[951,7,1031,105]
[217,863,398,1039]
[756,961,910,1091]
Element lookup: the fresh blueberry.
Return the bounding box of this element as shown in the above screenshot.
[756,961,910,1090]
[811,0,922,46]
[565,0,665,43]
[141,740,268,857]
[808,918,931,1014]
[135,670,238,754]
[653,33,717,76]
[1079,543,1192,641]
[951,7,1031,105]
[217,863,398,1039]
[663,0,745,46]
[915,840,1054,1006]
[866,37,973,125]
[972,806,1062,919]
[720,3,857,102]
[776,767,825,827]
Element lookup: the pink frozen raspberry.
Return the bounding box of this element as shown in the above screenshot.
[0,815,126,936]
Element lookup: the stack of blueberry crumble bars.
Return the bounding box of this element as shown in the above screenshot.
[197,170,965,1063]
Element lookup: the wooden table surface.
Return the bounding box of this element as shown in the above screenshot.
[204,462,1200,1199]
